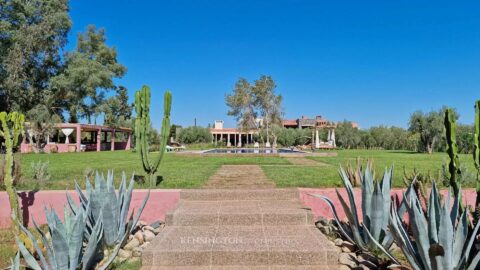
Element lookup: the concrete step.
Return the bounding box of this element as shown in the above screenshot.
[142,266,338,269]
[141,226,339,268]
[180,189,299,201]
[166,201,313,226]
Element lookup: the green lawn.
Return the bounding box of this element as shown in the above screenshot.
[17,151,289,190]
[263,149,477,188]
[12,149,477,190]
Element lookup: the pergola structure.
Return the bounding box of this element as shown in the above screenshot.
[210,128,257,147]
[20,123,132,153]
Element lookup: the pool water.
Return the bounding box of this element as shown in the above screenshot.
[203,148,304,154]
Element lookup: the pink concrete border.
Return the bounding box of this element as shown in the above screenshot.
[299,188,478,221]
[0,190,180,228]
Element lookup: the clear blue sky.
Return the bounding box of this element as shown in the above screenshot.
[68,0,480,129]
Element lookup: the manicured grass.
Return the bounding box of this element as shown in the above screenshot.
[263,149,477,188]
[17,151,289,190]
[13,149,476,190]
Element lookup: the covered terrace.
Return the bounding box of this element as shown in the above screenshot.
[20,123,132,153]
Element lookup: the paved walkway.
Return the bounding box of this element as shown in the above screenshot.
[142,188,339,269]
[283,157,329,166]
[204,165,275,189]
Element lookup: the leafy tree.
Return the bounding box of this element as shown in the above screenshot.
[0,0,71,113]
[409,107,457,154]
[336,120,361,149]
[104,86,133,127]
[178,126,212,144]
[226,78,257,131]
[50,25,127,122]
[252,75,283,146]
[226,75,284,146]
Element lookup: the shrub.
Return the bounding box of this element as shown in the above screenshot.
[178,126,212,144]
[31,161,50,187]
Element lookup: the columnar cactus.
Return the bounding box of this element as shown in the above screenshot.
[135,86,172,186]
[474,100,480,221]
[0,111,25,232]
[444,108,461,197]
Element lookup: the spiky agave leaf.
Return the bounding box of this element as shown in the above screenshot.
[375,182,480,270]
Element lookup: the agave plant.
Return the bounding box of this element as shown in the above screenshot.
[67,171,149,248]
[9,253,20,270]
[15,206,104,270]
[311,162,397,255]
[383,182,480,270]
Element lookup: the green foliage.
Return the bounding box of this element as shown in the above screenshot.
[178,126,212,144]
[0,0,71,113]
[226,75,283,144]
[31,161,51,187]
[50,25,127,123]
[104,86,134,127]
[311,162,397,256]
[335,120,362,149]
[382,182,480,270]
[475,100,480,181]
[409,107,456,154]
[0,154,22,190]
[0,111,25,232]
[135,86,172,186]
[275,128,313,147]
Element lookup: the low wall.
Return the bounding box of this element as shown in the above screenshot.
[1,188,477,228]
[299,188,478,221]
[0,190,180,228]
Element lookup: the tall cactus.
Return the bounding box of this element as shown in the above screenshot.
[444,108,461,197]
[135,86,172,186]
[474,100,480,221]
[0,111,25,232]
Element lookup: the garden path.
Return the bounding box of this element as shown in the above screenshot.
[141,187,339,269]
[204,165,275,189]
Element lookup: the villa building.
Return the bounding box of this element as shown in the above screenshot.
[209,115,357,148]
[209,120,256,147]
[20,123,132,153]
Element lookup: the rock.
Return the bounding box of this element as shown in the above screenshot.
[132,247,143,257]
[118,249,132,259]
[319,225,332,235]
[341,241,356,252]
[137,221,147,227]
[357,253,379,266]
[150,220,164,229]
[128,235,134,241]
[140,242,150,249]
[153,228,162,234]
[339,253,357,268]
[124,238,140,251]
[334,238,344,246]
[143,225,155,232]
[144,230,155,242]
[134,231,144,245]
[317,217,329,226]
[339,265,351,270]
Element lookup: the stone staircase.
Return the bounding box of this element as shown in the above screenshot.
[141,189,339,269]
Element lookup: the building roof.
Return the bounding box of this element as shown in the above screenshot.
[282,119,298,126]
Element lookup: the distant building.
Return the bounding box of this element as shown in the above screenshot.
[282,115,359,130]
[209,120,256,147]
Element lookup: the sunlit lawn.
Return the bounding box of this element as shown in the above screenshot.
[14,149,476,190]
[17,151,289,190]
[263,149,476,188]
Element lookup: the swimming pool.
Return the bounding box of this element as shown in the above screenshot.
[202,148,305,154]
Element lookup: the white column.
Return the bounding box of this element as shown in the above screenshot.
[227,133,231,147]
[315,129,320,149]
